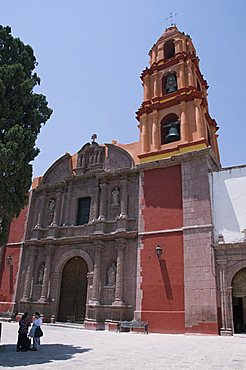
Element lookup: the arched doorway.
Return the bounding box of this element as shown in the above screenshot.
[58,256,88,323]
[232,268,246,333]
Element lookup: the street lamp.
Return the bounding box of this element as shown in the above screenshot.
[6,255,13,268]
[155,245,163,258]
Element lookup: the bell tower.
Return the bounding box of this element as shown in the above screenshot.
[135,25,220,335]
[137,25,220,163]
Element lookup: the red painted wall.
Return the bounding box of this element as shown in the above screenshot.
[140,165,185,333]
[0,206,28,314]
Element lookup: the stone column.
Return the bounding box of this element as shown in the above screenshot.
[151,45,157,64]
[178,62,185,88]
[187,60,195,87]
[64,182,72,226]
[90,245,103,305]
[113,243,125,306]
[59,188,66,226]
[35,192,46,228]
[22,246,37,301]
[39,246,54,302]
[153,72,159,98]
[152,110,160,150]
[180,101,189,142]
[120,178,128,219]
[182,38,187,52]
[174,39,182,54]
[218,261,232,335]
[194,98,204,138]
[52,190,62,226]
[98,182,107,221]
[143,74,150,101]
[140,114,148,153]
[93,179,100,221]
[50,272,62,319]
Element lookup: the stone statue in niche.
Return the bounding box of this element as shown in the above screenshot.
[107,263,116,286]
[165,74,177,94]
[48,198,56,214]
[37,263,45,284]
[111,187,120,206]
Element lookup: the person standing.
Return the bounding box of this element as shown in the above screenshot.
[16,312,31,352]
[29,312,43,351]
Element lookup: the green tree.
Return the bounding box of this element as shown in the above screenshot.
[0,25,52,246]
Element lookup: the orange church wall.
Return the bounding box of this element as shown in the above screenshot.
[0,206,28,315]
[140,165,185,333]
[140,232,185,333]
[142,165,183,231]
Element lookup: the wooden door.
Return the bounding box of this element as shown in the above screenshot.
[58,257,88,322]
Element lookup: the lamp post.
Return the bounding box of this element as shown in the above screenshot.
[6,255,13,268]
[155,245,163,258]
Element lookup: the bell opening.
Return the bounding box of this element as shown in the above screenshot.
[161,121,180,144]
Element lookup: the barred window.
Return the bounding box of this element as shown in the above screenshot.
[77,197,91,225]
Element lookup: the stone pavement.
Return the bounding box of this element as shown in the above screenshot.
[0,322,246,369]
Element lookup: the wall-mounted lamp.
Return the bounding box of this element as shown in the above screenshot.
[6,255,13,267]
[155,245,163,258]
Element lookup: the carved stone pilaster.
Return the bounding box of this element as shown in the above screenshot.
[180,101,189,142]
[52,190,62,226]
[119,178,128,219]
[140,114,148,153]
[194,98,204,139]
[35,192,46,228]
[187,60,195,87]
[64,182,73,226]
[152,111,160,151]
[218,260,233,336]
[98,182,107,221]
[22,246,37,301]
[90,245,103,305]
[39,246,54,302]
[153,72,159,97]
[113,242,125,306]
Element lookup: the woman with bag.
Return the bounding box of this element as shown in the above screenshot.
[16,312,31,352]
[29,312,43,351]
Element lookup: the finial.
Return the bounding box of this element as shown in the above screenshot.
[165,12,178,27]
[91,133,97,143]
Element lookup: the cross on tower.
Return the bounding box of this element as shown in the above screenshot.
[166,12,177,27]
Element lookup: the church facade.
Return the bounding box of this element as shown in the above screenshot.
[1,25,246,335]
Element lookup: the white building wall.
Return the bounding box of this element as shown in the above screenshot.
[209,165,246,243]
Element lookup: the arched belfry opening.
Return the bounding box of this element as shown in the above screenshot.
[58,256,88,323]
[232,268,246,334]
[161,113,180,145]
[162,73,178,95]
[164,39,175,60]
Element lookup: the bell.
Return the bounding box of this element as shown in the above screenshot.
[165,124,180,143]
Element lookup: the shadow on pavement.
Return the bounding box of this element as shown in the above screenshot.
[0,344,92,368]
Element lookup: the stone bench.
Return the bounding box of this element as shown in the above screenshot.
[117,319,148,334]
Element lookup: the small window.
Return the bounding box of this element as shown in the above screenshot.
[161,113,180,145]
[164,39,175,60]
[77,197,91,225]
[163,73,177,94]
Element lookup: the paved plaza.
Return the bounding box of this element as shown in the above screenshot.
[0,322,246,369]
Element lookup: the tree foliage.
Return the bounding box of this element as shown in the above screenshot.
[0,25,52,244]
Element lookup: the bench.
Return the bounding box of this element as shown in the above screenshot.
[117,319,148,334]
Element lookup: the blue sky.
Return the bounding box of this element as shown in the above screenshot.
[1,0,246,177]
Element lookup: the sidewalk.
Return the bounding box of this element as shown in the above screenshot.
[0,322,246,369]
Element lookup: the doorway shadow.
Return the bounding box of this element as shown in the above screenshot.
[0,344,92,368]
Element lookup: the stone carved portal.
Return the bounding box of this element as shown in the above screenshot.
[232,268,246,333]
[58,256,88,323]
